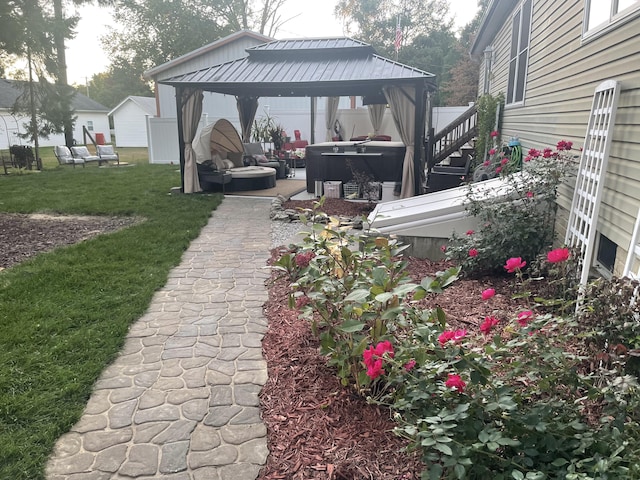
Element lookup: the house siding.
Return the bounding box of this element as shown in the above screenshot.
[479,0,640,276]
[0,110,109,149]
[154,37,265,119]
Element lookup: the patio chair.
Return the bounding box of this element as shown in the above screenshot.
[54,145,85,168]
[96,144,120,165]
[70,146,101,165]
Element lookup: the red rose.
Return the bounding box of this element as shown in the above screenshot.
[504,257,526,273]
[547,248,570,263]
[517,310,534,327]
[404,359,417,371]
[445,373,466,393]
[481,288,495,300]
[480,316,500,334]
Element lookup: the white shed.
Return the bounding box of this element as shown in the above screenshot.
[108,96,156,147]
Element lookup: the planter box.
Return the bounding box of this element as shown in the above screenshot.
[361,182,382,201]
[324,181,342,198]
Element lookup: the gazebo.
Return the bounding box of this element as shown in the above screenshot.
[160,37,437,196]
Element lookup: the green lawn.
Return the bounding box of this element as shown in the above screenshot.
[0,157,222,479]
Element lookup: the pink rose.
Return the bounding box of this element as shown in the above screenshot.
[480,316,500,334]
[404,359,416,371]
[490,130,499,138]
[526,191,534,198]
[363,341,395,379]
[445,373,466,392]
[366,359,385,379]
[438,329,467,346]
[501,158,509,165]
[489,148,496,155]
[495,166,503,173]
[504,257,526,273]
[469,248,478,257]
[466,230,475,236]
[517,310,534,327]
[556,140,573,151]
[481,288,495,300]
[547,248,570,263]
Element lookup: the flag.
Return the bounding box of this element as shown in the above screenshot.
[394,18,402,54]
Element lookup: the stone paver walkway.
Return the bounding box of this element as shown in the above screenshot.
[47,197,273,480]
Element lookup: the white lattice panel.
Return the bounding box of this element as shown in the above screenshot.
[565,79,621,286]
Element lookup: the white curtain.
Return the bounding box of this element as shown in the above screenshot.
[384,86,415,198]
[182,88,204,193]
[367,104,385,135]
[325,97,340,141]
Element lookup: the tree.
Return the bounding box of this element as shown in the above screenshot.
[81,63,152,109]
[104,0,291,76]
[398,28,460,106]
[440,0,491,106]
[216,0,291,37]
[4,1,71,165]
[335,0,452,57]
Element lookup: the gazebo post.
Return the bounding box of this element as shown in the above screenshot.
[310,97,316,144]
[175,86,186,193]
[413,81,426,196]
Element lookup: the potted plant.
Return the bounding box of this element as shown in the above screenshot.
[347,160,381,202]
[269,125,285,152]
[252,110,278,152]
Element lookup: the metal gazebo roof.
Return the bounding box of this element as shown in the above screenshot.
[160,37,436,100]
[160,36,437,195]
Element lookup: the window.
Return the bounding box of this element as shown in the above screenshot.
[585,0,640,34]
[506,0,533,105]
[596,233,617,275]
[87,121,94,132]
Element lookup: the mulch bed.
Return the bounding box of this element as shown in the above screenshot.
[257,199,529,479]
[0,213,139,269]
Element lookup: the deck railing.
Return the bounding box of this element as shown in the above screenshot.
[426,104,478,169]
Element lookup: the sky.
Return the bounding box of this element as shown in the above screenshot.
[66,0,480,86]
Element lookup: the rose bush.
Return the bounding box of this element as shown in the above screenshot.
[274,198,640,479]
[446,138,576,276]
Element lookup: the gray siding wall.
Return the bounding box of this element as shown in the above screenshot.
[480,0,640,275]
[154,37,266,118]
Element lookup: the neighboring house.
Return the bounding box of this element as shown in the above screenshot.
[0,78,110,149]
[471,0,640,278]
[144,30,354,164]
[108,96,156,147]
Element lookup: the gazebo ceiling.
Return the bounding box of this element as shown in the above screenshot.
[159,37,437,100]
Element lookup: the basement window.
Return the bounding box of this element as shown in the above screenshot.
[595,233,617,276]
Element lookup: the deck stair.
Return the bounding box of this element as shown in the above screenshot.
[428,141,476,192]
[425,104,478,192]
